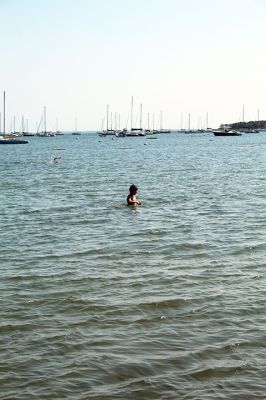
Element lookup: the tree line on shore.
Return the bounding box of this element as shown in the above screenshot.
[220,120,266,130]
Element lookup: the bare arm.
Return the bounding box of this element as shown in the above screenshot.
[127,195,141,205]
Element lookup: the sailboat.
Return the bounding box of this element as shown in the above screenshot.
[5,116,20,138]
[0,91,28,144]
[144,112,152,135]
[54,118,64,135]
[22,117,34,136]
[151,113,159,134]
[36,107,54,137]
[98,105,116,136]
[7,116,21,138]
[178,112,186,133]
[158,110,171,133]
[127,97,145,136]
[72,117,81,135]
[184,113,196,134]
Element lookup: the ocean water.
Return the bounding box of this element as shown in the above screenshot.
[1,132,266,399]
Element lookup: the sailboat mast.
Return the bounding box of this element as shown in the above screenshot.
[206,112,208,129]
[106,104,109,131]
[140,103,142,129]
[160,110,162,131]
[131,96,133,130]
[147,112,150,130]
[3,91,6,135]
[181,112,183,130]
[44,106,46,132]
[152,113,154,131]
[242,104,245,122]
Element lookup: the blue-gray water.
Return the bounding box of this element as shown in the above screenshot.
[1,132,266,399]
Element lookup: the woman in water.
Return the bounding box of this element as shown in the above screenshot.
[127,184,141,206]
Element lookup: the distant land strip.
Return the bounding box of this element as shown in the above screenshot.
[221,120,266,130]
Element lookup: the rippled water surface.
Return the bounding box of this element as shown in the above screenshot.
[1,132,266,399]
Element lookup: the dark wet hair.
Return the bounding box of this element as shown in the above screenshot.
[129,184,138,193]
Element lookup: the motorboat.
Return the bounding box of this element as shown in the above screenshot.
[213,129,241,136]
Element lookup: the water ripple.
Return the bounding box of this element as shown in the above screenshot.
[1,133,266,399]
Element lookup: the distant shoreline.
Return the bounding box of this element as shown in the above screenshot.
[220,120,266,131]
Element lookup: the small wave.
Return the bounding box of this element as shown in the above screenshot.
[137,297,185,310]
[187,361,246,380]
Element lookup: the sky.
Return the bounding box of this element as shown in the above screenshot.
[1,0,266,131]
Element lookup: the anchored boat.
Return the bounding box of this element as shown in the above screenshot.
[213,129,241,136]
[0,92,28,144]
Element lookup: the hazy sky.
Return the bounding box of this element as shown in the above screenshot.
[1,0,266,131]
